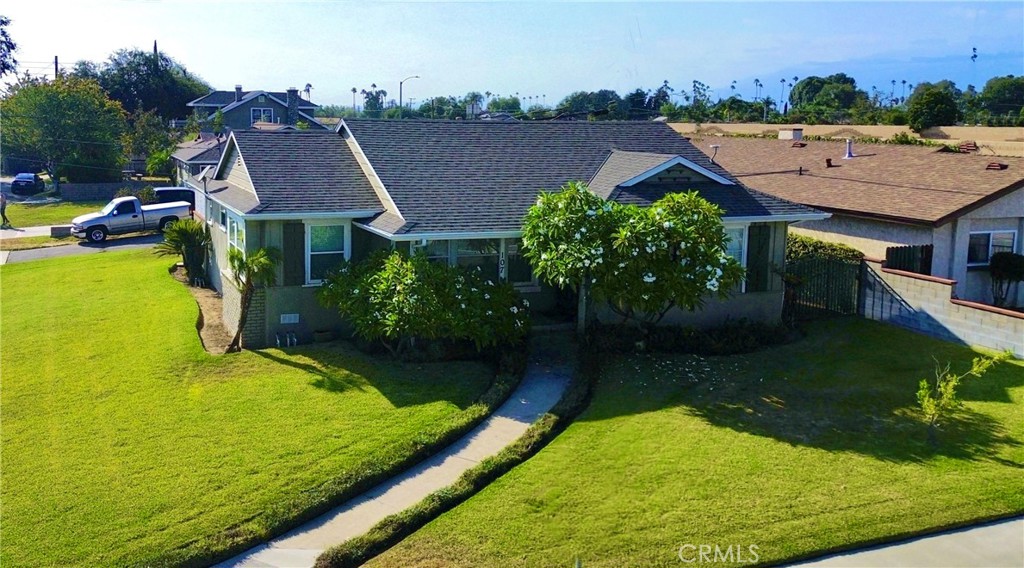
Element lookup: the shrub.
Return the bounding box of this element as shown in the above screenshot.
[589,318,793,356]
[990,252,1024,307]
[114,185,157,204]
[786,234,864,263]
[153,218,210,284]
[318,251,530,357]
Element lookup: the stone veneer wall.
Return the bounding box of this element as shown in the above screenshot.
[861,259,1024,358]
[219,279,267,348]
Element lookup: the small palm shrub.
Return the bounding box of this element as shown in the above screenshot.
[154,218,210,284]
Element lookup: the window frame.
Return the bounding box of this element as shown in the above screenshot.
[250,107,273,125]
[502,238,539,289]
[227,213,245,256]
[304,220,351,286]
[967,230,1017,267]
[723,223,749,293]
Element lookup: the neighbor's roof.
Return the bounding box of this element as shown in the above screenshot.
[699,137,1024,226]
[172,137,225,164]
[188,90,318,109]
[225,130,382,215]
[344,119,814,236]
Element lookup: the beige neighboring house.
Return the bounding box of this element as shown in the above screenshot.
[698,135,1024,305]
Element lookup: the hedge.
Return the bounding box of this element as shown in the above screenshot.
[786,233,865,263]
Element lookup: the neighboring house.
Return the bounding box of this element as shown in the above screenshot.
[171,133,225,186]
[186,86,328,131]
[190,121,825,347]
[699,136,1024,305]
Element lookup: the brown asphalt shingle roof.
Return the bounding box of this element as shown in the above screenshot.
[698,137,1024,225]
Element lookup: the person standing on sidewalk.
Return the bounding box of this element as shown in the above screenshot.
[1,192,10,228]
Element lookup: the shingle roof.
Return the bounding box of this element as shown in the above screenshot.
[172,138,225,163]
[588,150,676,199]
[699,137,1024,225]
[343,119,799,235]
[229,130,382,215]
[188,90,318,109]
[613,182,818,217]
[203,179,262,215]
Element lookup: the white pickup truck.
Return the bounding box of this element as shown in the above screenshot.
[71,196,192,243]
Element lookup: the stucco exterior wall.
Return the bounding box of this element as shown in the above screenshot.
[861,260,1023,358]
[791,217,932,259]
[595,290,784,327]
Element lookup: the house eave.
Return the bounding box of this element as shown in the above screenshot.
[728,212,831,224]
[352,222,522,242]
[245,210,383,220]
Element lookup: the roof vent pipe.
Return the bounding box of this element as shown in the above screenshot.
[843,138,855,159]
[709,144,720,164]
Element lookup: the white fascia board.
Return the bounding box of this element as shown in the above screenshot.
[212,133,239,178]
[620,155,735,187]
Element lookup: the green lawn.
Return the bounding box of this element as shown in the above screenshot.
[3,200,106,227]
[0,235,76,251]
[0,249,494,567]
[369,319,1024,568]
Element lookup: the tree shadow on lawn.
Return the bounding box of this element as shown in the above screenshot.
[584,320,1024,465]
[250,342,485,410]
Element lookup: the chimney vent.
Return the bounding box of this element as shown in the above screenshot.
[986,162,1008,170]
[825,158,834,168]
[234,85,242,102]
[843,139,855,159]
[959,141,979,153]
[791,141,807,148]
[286,87,300,126]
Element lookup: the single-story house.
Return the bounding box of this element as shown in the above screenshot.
[186,86,328,131]
[190,120,826,347]
[699,136,1024,306]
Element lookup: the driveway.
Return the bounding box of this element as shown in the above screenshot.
[1,234,163,265]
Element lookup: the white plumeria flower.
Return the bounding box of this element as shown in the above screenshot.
[461,303,466,309]
[643,273,656,283]
[663,221,673,229]
[510,306,519,314]
[583,259,590,267]
[484,293,490,299]
[522,299,530,307]
[586,210,596,216]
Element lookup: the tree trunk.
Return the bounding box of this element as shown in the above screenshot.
[226,281,252,353]
[576,275,590,338]
[46,163,60,194]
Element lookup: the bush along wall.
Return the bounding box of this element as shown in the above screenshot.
[154,346,527,568]
[314,340,598,568]
[786,233,865,263]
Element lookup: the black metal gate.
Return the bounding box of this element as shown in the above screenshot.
[784,258,862,321]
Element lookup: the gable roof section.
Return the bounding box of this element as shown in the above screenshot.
[588,150,737,200]
[224,130,382,216]
[701,137,1024,226]
[188,90,318,109]
[215,91,329,130]
[343,119,797,236]
[172,138,225,164]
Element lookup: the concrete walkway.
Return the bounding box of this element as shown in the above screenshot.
[0,224,57,239]
[216,336,573,568]
[790,516,1024,567]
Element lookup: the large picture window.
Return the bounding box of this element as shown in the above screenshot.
[967,231,1016,266]
[453,239,499,278]
[724,226,748,292]
[228,215,245,253]
[307,223,347,284]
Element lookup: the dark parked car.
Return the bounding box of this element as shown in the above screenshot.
[10,173,45,195]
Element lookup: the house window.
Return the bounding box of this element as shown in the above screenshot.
[967,231,1016,266]
[505,239,535,286]
[413,240,450,263]
[306,223,347,284]
[219,206,227,230]
[228,215,245,254]
[454,239,499,278]
[250,107,273,125]
[724,226,748,293]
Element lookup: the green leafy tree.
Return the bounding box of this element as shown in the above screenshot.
[917,353,1007,445]
[154,218,211,284]
[210,108,224,134]
[72,48,210,119]
[124,107,176,174]
[0,15,17,77]
[487,95,521,113]
[981,75,1024,117]
[226,247,281,353]
[907,86,959,132]
[989,252,1024,307]
[1,75,127,187]
[360,84,388,117]
[522,182,744,331]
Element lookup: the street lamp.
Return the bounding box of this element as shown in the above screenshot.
[399,75,420,119]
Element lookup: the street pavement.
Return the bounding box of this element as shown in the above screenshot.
[1,234,163,265]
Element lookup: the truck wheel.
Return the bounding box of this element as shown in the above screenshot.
[158,217,177,232]
[87,227,107,243]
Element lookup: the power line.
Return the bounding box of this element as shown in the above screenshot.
[2,155,125,171]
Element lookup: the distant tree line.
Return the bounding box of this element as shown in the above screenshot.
[320,73,1024,132]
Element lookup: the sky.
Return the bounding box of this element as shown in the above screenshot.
[4,1,1023,109]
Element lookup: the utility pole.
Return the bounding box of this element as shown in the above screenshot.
[54,56,58,78]
[399,75,420,119]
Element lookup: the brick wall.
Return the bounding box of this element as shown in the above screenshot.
[861,259,1024,358]
[61,181,154,202]
[242,288,266,348]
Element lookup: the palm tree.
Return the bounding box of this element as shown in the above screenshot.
[226,246,281,353]
[154,218,210,285]
[351,87,357,111]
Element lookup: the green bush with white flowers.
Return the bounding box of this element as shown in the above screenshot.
[318,251,529,356]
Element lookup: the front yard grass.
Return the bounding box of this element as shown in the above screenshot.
[3,200,106,227]
[369,318,1024,568]
[0,249,494,567]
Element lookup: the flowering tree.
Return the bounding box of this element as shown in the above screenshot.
[522,182,744,328]
[318,251,529,355]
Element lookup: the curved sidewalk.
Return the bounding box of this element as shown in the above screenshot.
[217,336,573,568]
[789,516,1024,567]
